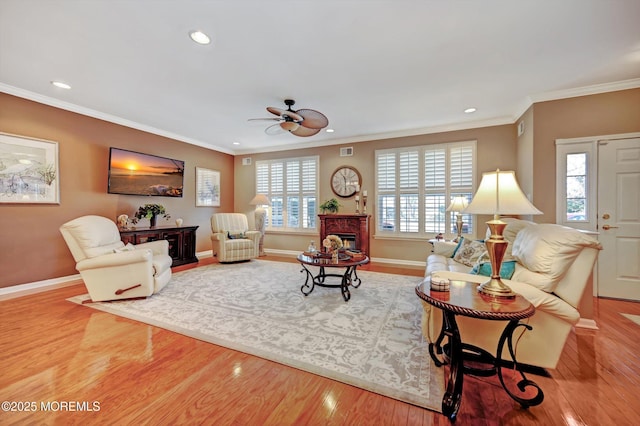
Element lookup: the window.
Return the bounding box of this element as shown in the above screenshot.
[555,139,596,231]
[256,156,318,231]
[566,153,587,221]
[376,141,476,237]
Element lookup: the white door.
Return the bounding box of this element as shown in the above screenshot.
[597,138,640,300]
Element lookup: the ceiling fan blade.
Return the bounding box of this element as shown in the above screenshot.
[291,126,321,137]
[266,106,303,122]
[296,109,329,129]
[265,123,286,135]
[248,117,281,122]
[267,106,286,116]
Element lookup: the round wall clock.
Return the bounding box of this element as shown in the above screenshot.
[331,166,361,198]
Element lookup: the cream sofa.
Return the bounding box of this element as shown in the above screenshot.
[422,218,602,369]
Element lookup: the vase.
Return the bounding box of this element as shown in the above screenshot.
[331,250,339,262]
[150,215,157,227]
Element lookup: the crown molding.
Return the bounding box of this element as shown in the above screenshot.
[0,83,235,155]
[3,78,639,157]
[528,78,640,103]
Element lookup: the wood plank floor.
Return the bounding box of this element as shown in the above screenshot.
[1,256,639,425]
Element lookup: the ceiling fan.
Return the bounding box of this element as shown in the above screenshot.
[249,99,329,137]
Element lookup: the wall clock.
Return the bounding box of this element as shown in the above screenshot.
[331,166,361,198]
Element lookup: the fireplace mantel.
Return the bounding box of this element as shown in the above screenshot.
[319,214,370,256]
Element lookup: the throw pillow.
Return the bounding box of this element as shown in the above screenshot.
[227,231,246,239]
[470,260,516,279]
[450,238,465,258]
[452,238,487,267]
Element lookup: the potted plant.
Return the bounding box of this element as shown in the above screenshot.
[132,203,170,227]
[319,198,341,214]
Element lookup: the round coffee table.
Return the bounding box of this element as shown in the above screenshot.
[297,253,369,301]
[415,277,543,421]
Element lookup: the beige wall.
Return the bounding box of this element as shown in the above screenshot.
[234,125,518,262]
[531,88,640,223]
[3,88,639,289]
[0,93,234,288]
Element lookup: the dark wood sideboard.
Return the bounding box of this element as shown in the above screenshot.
[319,214,370,255]
[119,225,199,267]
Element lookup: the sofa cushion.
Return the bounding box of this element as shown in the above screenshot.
[452,238,487,267]
[426,254,473,276]
[512,224,602,292]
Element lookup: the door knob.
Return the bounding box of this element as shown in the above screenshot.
[602,224,619,230]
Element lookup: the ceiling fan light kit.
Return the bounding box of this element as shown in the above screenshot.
[250,99,329,137]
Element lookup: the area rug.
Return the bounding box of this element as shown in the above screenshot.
[67,260,444,411]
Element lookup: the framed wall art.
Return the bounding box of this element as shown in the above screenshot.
[195,167,220,207]
[0,132,60,204]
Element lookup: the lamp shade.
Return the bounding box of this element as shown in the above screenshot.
[446,196,468,213]
[463,170,542,216]
[250,194,270,206]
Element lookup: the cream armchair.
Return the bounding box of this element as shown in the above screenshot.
[210,213,260,262]
[60,215,172,302]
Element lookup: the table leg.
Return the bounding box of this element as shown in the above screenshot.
[340,269,351,302]
[350,265,362,288]
[441,311,463,421]
[495,320,544,407]
[300,264,315,296]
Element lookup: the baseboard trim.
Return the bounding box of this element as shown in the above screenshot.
[575,318,599,330]
[0,249,216,301]
[0,275,83,301]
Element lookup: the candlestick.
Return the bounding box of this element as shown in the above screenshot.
[363,193,367,214]
[363,190,367,197]
[355,197,360,213]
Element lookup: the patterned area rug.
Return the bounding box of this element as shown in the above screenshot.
[68,260,444,411]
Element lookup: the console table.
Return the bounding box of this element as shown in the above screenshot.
[119,225,199,267]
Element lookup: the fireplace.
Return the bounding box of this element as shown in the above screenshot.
[319,214,370,255]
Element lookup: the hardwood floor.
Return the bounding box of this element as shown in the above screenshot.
[1,256,639,425]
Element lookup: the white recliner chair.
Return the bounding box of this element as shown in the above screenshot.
[60,215,172,302]
[210,213,260,262]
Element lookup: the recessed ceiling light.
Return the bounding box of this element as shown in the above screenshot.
[189,30,211,45]
[326,128,334,133]
[233,142,240,145]
[51,81,71,89]
[464,107,477,114]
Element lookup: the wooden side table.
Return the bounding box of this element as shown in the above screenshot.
[415,277,543,421]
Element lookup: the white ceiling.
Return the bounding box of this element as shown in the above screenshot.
[1,1,639,155]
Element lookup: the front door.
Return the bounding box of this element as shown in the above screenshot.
[597,137,640,300]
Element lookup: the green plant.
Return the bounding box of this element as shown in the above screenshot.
[319,198,341,213]
[132,204,170,223]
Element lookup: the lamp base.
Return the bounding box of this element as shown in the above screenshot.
[477,277,516,299]
[479,219,516,299]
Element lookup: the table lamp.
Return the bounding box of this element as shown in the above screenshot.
[250,194,270,257]
[463,169,542,298]
[446,196,468,242]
